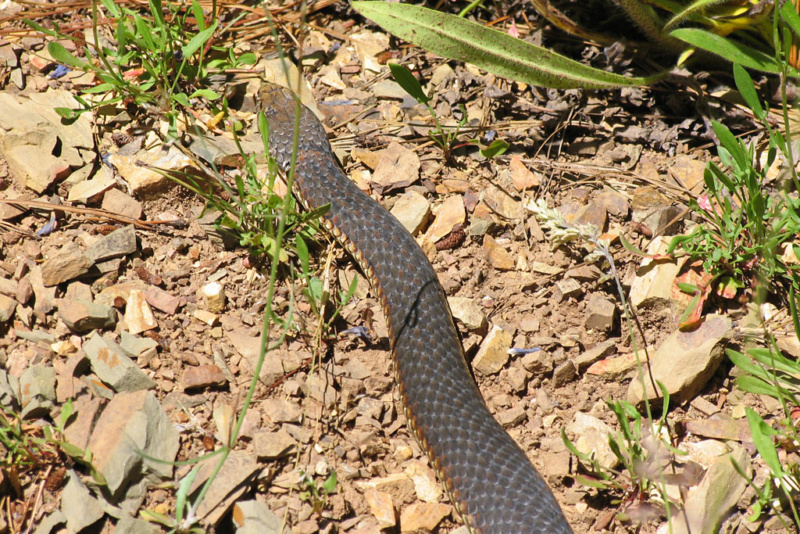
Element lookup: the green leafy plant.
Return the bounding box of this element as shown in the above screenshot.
[299,469,338,516]
[668,63,800,305]
[26,0,255,136]
[726,291,800,528]
[562,383,680,518]
[389,62,509,160]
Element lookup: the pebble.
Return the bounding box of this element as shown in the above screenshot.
[181,364,227,390]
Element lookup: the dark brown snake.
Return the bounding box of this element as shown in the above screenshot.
[260,83,572,533]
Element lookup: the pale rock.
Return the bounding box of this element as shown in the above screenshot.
[473,324,514,375]
[364,489,396,529]
[124,289,157,334]
[447,296,487,330]
[41,243,91,286]
[399,502,451,533]
[567,412,618,469]
[483,234,515,271]
[390,190,431,235]
[424,195,465,244]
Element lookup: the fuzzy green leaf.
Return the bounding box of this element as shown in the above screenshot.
[183,21,218,58]
[670,28,780,72]
[733,63,764,119]
[48,42,90,69]
[351,2,660,89]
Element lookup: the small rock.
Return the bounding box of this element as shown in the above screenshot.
[497,405,527,427]
[19,365,56,418]
[232,500,286,534]
[404,460,441,503]
[447,297,487,330]
[202,281,226,313]
[364,489,396,529]
[372,142,420,193]
[253,428,297,459]
[508,155,541,191]
[124,289,157,334]
[483,234,515,271]
[595,189,629,218]
[567,412,618,469]
[261,398,302,423]
[565,265,604,281]
[16,276,33,305]
[574,338,618,369]
[553,278,581,301]
[41,243,91,286]
[0,277,15,296]
[85,225,137,263]
[102,189,143,220]
[473,324,514,375]
[424,195,466,244]
[0,294,16,322]
[83,333,156,392]
[584,294,616,332]
[399,502,451,533]
[115,516,162,534]
[107,143,191,197]
[194,309,218,326]
[552,359,577,387]
[631,186,683,236]
[521,350,553,374]
[182,364,227,390]
[530,262,562,275]
[143,286,181,315]
[57,299,116,333]
[390,190,431,236]
[118,331,159,359]
[483,185,524,220]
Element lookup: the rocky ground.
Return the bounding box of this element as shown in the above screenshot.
[0,1,797,533]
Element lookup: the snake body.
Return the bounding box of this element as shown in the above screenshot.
[260,83,572,533]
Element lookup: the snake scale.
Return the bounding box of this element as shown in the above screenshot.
[260,82,572,533]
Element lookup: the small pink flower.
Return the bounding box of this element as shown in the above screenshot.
[698,195,712,211]
[508,20,519,38]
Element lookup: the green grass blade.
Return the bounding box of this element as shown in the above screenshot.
[48,42,90,69]
[664,0,727,31]
[780,1,800,39]
[733,63,764,119]
[351,2,661,89]
[182,21,218,58]
[389,63,431,103]
[670,28,780,72]
[745,407,783,475]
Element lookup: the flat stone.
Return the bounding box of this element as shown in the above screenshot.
[261,398,302,423]
[253,428,297,459]
[67,171,115,203]
[371,141,420,193]
[115,515,162,534]
[447,296,487,330]
[0,277,15,296]
[41,242,91,286]
[364,488,396,529]
[483,234,515,271]
[194,309,218,326]
[63,396,102,450]
[232,500,286,534]
[404,460,441,503]
[102,188,142,220]
[497,404,527,427]
[57,299,116,333]
[390,190,430,236]
[83,333,156,392]
[16,275,33,305]
[595,189,629,218]
[473,324,514,375]
[87,390,179,495]
[508,155,540,191]
[143,286,181,315]
[399,502,451,533]
[574,338,618,369]
[85,225,136,263]
[584,293,616,332]
[107,143,190,198]
[30,266,56,317]
[19,365,55,419]
[119,331,159,359]
[627,315,732,407]
[181,364,227,390]
[189,450,259,523]
[424,195,465,244]
[567,412,618,469]
[61,470,104,532]
[483,184,524,220]
[124,289,157,335]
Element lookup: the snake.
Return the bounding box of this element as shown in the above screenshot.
[260,82,572,533]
